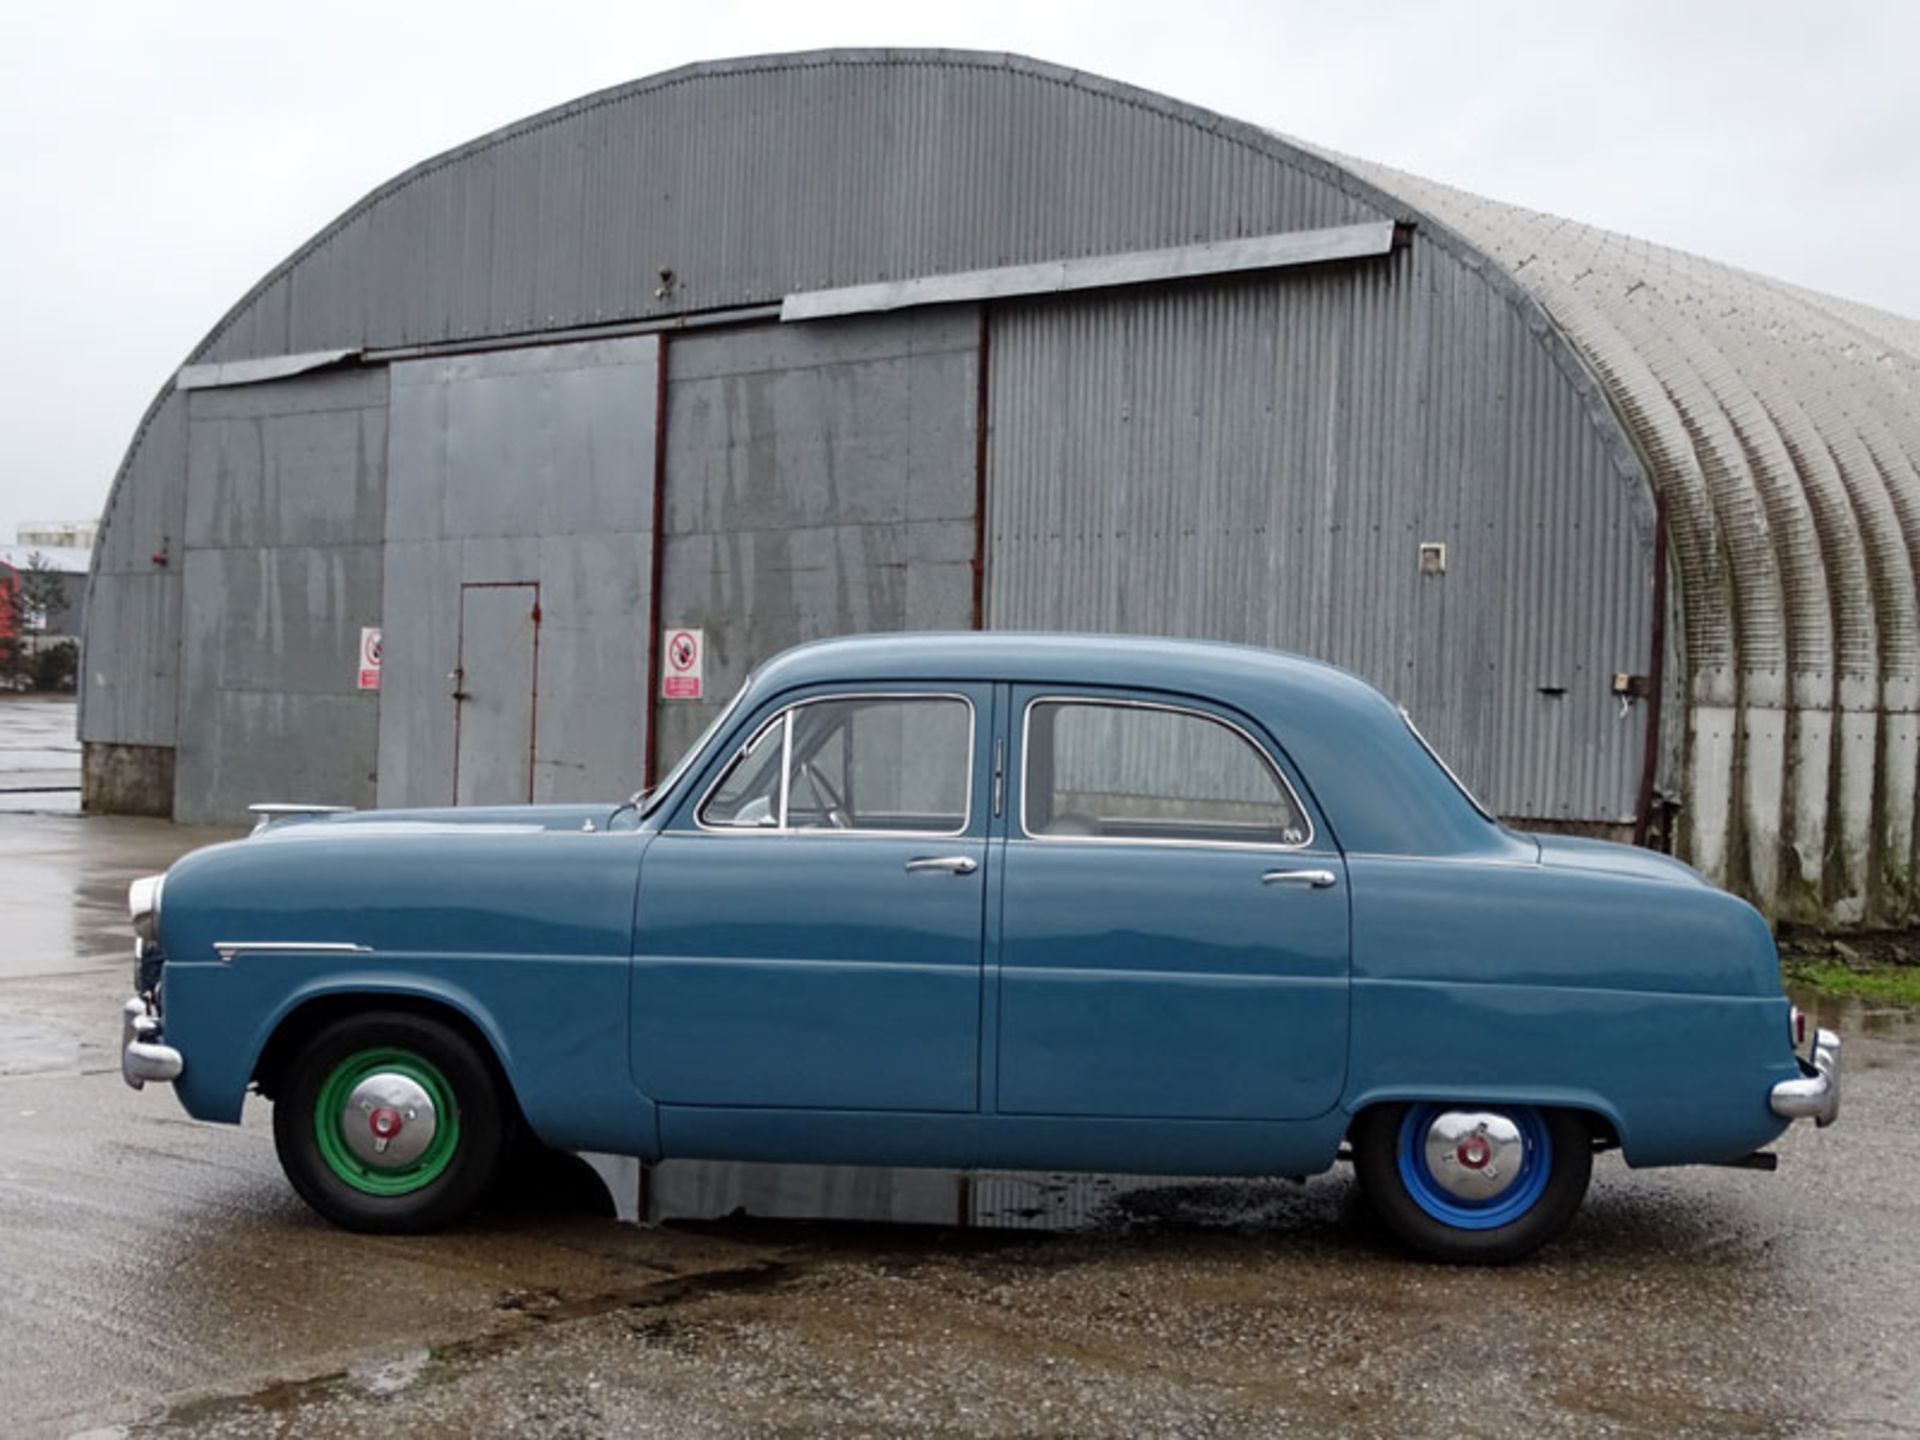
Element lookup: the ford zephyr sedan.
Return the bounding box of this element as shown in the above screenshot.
[121,634,1839,1262]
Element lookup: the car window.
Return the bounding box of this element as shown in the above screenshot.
[699,694,972,835]
[1022,698,1310,847]
[698,711,786,827]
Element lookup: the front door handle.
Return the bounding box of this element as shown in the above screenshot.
[1262,867,1337,888]
[905,855,978,875]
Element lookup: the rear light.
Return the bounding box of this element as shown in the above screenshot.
[1789,1005,1810,1057]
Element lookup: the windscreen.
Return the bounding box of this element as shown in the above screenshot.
[640,676,754,818]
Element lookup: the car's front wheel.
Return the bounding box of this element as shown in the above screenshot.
[271,1010,508,1233]
[1351,1102,1591,1263]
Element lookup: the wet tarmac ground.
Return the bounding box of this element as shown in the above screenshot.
[1,702,1917,1436]
[0,694,80,813]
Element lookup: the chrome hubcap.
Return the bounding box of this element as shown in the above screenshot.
[340,1072,437,1169]
[1421,1110,1526,1201]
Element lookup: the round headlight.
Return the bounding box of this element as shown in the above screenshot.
[129,873,165,945]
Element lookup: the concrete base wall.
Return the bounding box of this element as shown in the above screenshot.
[82,741,175,818]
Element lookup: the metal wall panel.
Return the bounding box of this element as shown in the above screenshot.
[379,338,658,808]
[78,571,180,749]
[986,256,1658,824]
[652,311,980,767]
[83,389,187,749]
[173,371,389,824]
[176,546,385,822]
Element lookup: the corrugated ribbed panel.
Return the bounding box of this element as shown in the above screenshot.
[986,257,1655,823]
[1322,151,1920,919]
[81,389,187,748]
[195,56,1379,363]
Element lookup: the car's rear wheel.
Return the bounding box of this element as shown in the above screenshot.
[271,1010,507,1233]
[1351,1102,1591,1264]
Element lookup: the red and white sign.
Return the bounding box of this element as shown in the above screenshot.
[661,627,704,699]
[358,626,382,691]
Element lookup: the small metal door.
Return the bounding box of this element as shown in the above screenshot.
[452,582,540,805]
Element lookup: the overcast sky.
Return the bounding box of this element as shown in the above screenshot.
[2,0,1914,545]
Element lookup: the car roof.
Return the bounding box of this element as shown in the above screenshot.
[755,631,1382,707]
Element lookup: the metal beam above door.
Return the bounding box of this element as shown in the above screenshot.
[779,221,1401,322]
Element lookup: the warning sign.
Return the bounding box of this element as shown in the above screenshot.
[358,627,382,691]
[662,627,704,699]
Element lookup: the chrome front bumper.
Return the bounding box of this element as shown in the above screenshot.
[120,996,184,1090]
[1769,1027,1841,1127]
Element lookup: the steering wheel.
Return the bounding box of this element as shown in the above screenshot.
[799,760,851,829]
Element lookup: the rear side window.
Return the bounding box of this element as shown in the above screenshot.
[1022,699,1309,848]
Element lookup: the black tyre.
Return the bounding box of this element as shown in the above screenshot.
[1351,1102,1591,1264]
[271,1010,508,1233]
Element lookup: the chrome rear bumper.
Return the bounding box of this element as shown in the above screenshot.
[121,996,184,1090]
[1770,1028,1841,1127]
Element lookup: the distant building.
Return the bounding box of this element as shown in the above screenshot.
[16,520,99,551]
[80,50,1920,925]
[0,546,90,643]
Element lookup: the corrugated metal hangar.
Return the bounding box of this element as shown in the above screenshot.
[83,49,1920,926]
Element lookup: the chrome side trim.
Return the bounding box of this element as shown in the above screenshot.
[1770,1028,1842,1127]
[1018,694,1316,853]
[694,690,977,839]
[212,941,375,962]
[1344,851,1542,870]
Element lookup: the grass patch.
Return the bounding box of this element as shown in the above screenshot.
[1783,960,1920,1004]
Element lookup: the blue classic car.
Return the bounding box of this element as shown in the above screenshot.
[121,634,1839,1262]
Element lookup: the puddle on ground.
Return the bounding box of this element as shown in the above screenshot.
[349,1348,433,1397]
[0,1013,85,1077]
[1788,985,1920,1035]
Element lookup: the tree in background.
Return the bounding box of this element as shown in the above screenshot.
[2,553,71,690]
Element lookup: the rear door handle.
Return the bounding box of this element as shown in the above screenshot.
[905,855,978,875]
[1262,867,1337,888]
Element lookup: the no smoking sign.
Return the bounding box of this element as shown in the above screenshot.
[357,626,382,691]
[661,627,704,699]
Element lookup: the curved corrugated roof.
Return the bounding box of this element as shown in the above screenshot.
[1301,150,1920,921]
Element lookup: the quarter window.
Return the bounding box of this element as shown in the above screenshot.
[699,695,972,835]
[1022,700,1309,847]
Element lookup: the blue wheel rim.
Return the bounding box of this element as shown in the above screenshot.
[1395,1104,1552,1231]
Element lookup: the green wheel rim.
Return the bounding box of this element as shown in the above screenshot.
[313,1047,462,1196]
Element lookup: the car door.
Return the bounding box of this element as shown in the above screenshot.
[633,685,991,1112]
[995,687,1349,1121]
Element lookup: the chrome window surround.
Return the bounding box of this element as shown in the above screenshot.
[694,691,976,839]
[1018,695,1315,852]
